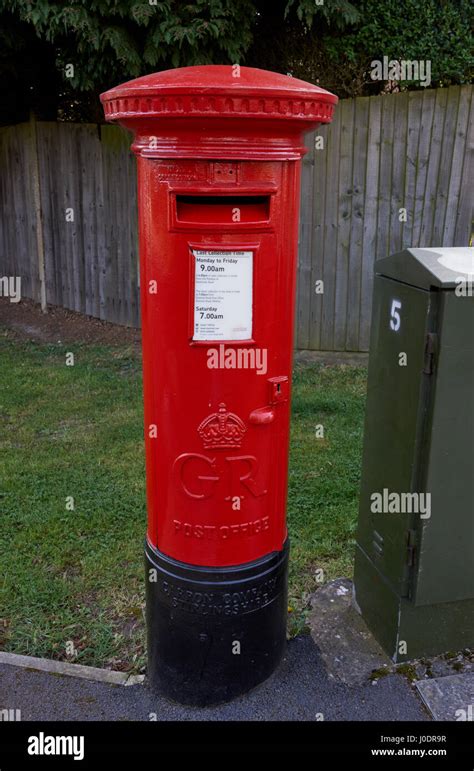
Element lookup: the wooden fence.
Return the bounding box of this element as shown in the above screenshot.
[297,85,473,351]
[0,120,140,327]
[0,85,472,350]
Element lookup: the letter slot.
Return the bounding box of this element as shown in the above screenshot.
[175,194,271,226]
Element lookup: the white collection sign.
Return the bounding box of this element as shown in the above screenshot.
[193,250,253,341]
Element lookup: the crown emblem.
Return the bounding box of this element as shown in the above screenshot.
[198,403,246,449]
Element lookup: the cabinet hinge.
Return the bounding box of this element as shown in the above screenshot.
[423,332,438,375]
[406,529,417,567]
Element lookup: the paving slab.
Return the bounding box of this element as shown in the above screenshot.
[309,578,474,723]
[308,577,392,685]
[416,673,474,721]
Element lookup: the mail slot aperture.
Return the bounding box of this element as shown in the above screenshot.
[176,194,270,225]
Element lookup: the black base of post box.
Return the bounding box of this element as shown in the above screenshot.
[144,539,289,706]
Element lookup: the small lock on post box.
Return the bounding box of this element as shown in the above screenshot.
[101,66,337,706]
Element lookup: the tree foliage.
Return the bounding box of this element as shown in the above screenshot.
[2,0,255,90]
[285,0,361,30]
[325,0,474,89]
[0,0,472,122]
[252,0,473,98]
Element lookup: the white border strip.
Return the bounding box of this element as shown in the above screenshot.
[0,651,144,686]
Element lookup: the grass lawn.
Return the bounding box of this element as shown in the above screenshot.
[0,336,367,672]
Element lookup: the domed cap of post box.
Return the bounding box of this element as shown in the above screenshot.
[100,65,338,160]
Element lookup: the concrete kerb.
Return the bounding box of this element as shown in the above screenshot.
[0,651,144,687]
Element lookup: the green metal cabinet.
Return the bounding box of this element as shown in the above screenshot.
[354,247,474,662]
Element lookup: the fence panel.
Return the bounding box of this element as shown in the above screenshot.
[0,86,472,347]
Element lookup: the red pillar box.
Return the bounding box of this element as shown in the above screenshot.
[101,66,337,706]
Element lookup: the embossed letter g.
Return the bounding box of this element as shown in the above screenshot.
[173,453,219,499]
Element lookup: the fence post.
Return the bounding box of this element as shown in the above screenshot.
[29,112,47,313]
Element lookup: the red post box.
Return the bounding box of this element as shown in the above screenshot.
[101,66,337,705]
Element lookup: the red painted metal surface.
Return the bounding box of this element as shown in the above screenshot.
[101,66,337,566]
